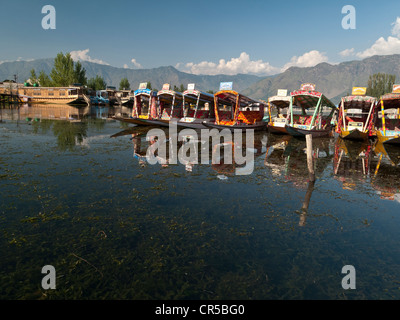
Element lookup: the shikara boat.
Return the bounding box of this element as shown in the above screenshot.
[285,83,337,138]
[375,87,400,145]
[112,84,158,126]
[202,84,267,132]
[177,86,215,129]
[336,87,377,140]
[144,84,184,127]
[266,89,291,134]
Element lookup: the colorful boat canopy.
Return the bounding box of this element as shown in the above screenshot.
[215,90,266,109]
[183,89,214,100]
[377,92,400,109]
[157,89,183,97]
[134,88,154,96]
[342,95,376,111]
[268,95,291,109]
[291,90,336,109]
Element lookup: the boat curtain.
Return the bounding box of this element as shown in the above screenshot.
[150,96,157,119]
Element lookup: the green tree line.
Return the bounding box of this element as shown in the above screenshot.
[28,52,108,90]
[366,73,396,98]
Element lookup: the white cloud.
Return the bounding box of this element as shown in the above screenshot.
[70,49,110,65]
[176,52,280,76]
[131,58,143,69]
[350,17,400,59]
[123,64,129,69]
[339,48,355,57]
[281,50,328,71]
[0,57,34,65]
[356,36,400,58]
[391,17,400,37]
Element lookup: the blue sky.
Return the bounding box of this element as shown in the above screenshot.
[2,0,400,76]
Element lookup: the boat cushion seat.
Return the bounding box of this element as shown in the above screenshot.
[195,110,210,119]
[238,111,262,124]
[218,111,232,121]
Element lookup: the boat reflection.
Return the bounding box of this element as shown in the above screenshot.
[371,141,400,201]
[0,103,90,122]
[264,134,332,187]
[332,137,400,202]
[264,134,333,226]
[117,126,269,174]
[0,103,132,122]
[333,138,372,189]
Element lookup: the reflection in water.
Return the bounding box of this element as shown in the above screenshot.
[333,138,372,190]
[0,103,132,122]
[333,137,400,202]
[52,121,88,151]
[0,104,135,151]
[371,141,400,201]
[4,108,400,299]
[264,135,333,226]
[121,127,269,175]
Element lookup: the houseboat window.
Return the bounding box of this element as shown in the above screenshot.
[69,89,77,95]
[48,89,54,96]
[33,89,41,95]
[59,90,65,96]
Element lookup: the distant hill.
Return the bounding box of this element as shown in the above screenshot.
[243,54,400,104]
[3,54,400,104]
[0,58,262,93]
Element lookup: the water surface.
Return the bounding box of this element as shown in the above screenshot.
[1,104,400,300]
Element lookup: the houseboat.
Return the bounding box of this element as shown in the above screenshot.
[116,89,134,106]
[0,84,87,105]
[105,86,118,106]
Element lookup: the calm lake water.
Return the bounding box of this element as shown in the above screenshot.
[1,104,400,300]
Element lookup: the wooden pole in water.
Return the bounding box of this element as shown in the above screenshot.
[299,133,316,226]
[306,134,315,182]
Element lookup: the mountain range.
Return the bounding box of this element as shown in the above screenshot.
[243,54,400,104]
[0,58,262,94]
[2,54,400,104]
